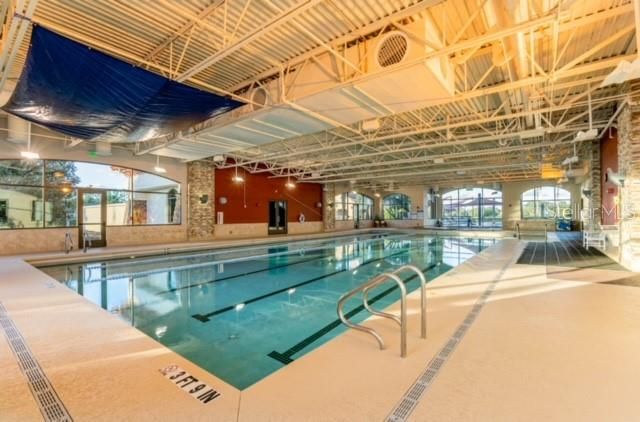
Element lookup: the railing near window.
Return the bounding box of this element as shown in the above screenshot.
[0,159,181,229]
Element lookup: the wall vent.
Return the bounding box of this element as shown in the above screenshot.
[250,87,269,111]
[376,32,409,68]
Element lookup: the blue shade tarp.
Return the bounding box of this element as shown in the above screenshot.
[3,26,244,142]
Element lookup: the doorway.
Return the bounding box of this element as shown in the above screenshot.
[353,203,360,228]
[268,200,287,235]
[78,189,107,248]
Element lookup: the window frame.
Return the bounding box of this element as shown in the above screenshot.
[383,193,412,220]
[520,186,572,220]
[334,192,374,221]
[0,159,182,230]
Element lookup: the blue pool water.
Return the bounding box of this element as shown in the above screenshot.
[39,232,495,389]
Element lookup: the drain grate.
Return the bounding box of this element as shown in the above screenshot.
[385,260,510,422]
[0,302,73,422]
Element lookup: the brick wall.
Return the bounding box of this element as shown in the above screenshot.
[187,160,215,241]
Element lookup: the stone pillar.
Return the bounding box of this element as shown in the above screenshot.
[187,160,215,241]
[373,195,383,220]
[617,80,640,271]
[587,137,602,228]
[322,183,335,231]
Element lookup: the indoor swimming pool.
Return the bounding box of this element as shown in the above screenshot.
[39,232,496,389]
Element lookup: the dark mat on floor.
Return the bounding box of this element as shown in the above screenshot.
[517,240,627,271]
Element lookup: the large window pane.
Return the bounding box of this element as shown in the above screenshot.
[334,192,373,221]
[521,186,571,219]
[45,188,77,227]
[107,191,131,226]
[441,188,502,228]
[132,192,180,225]
[383,194,411,220]
[0,185,44,229]
[0,159,43,186]
[133,171,179,193]
[46,161,131,190]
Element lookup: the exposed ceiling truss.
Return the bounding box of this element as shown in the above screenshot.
[0,0,637,189]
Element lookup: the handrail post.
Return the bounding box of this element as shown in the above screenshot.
[392,265,427,339]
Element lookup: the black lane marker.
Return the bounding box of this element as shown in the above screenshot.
[160,252,328,294]
[267,264,436,365]
[191,247,417,323]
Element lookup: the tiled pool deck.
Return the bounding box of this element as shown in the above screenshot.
[2,233,639,421]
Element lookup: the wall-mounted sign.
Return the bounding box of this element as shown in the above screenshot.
[159,365,221,404]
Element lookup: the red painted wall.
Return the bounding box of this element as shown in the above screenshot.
[601,128,618,225]
[214,167,323,224]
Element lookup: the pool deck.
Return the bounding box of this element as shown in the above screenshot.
[2,234,640,421]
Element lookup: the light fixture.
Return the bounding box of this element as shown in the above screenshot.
[288,288,296,295]
[374,192,381,198]
[235,303,245,311]
[154,155,166,173]
[20,122,39,160]
[285,173,296,189]
[233,166,244,183]
[20,151,39,160]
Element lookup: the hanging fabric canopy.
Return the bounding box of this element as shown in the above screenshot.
[3,26,244,142]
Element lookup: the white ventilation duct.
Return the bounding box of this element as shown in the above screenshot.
[249,86,271,112]
[7,115,29,144]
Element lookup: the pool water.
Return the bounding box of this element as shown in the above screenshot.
[39,233,496,389]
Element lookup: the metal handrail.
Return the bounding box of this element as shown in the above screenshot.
[64,231,73,254]
[392,265,427,339]
[337,265,428,358]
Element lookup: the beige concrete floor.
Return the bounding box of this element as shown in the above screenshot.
[1,237,639,421]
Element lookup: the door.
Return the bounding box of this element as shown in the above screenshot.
[353,204,360,228]
[268,200,287,235]
[79,189,107,248]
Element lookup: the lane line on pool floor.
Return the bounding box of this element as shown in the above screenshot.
[385,255,513,422]
[267,263,437,365]
[191,246,422,322]
[0,302,73,422]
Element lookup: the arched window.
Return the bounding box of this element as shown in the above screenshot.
[383,193,412,220]
[334,192,374,221]
[442,188,502,228]
[521,186,571,219]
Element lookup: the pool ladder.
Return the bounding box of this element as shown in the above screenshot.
[337,265,427,358]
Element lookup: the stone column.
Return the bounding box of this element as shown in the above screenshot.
[617,79,640,271]
[187,160,215,241]
[587,137,602,228]
[322,183,335,231]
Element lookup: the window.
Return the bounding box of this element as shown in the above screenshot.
[0,200,7,224]
[0,159,181,229]
[0,185,44,228]
[442,188,502,228]
[334,192,374,221]
[45,188,78,227]
[383,193,412,220]
[521,186,571,219]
